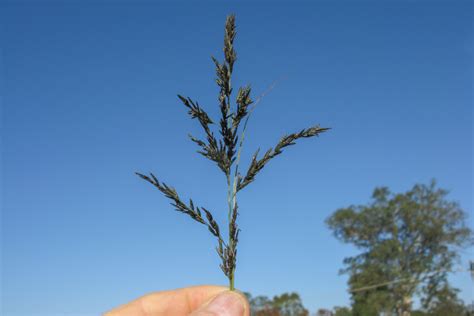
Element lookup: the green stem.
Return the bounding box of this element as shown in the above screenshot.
[227,175,233,223]
[230,271,235,291]
[226,174,235,290]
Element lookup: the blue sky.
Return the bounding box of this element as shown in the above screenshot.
[1,1,472,315]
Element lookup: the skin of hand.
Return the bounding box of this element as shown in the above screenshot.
[103,285,250,316]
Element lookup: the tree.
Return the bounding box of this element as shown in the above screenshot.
[333,307,352,316]
[246,293,279,316]
[316,308,333,316]
[326,180,473,316]
[423,285,472,316]
[245,292,309,316]
[273,293,309,316]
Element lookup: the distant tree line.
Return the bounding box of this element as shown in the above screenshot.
[247,181,473,316]
[244,292,309,316]
[326,181,472,316]
[244,290,472,316]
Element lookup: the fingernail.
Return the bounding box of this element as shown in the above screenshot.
[196,291,245,316]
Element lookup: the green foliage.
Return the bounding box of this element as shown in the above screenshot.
[423,285,472,316]
[317,308,333,316]
[326,180,473,315]
[333,306,352,316]
[137,14,329,290]
[246,292,309,316]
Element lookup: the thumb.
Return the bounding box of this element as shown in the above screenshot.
[189,291,248,316]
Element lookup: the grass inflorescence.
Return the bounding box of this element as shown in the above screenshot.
[136,14,329,291]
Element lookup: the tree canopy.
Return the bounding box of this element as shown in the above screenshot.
[245,292,309,316]
[326,180,473,316]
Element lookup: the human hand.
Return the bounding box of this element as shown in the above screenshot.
[104,285,249,316]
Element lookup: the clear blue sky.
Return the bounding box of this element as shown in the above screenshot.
[1,1,472,315]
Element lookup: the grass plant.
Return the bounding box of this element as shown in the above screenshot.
[136,14,329,291]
